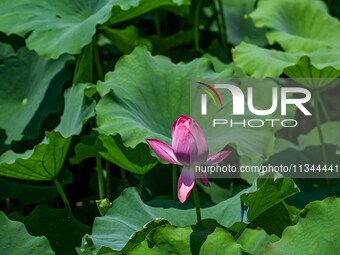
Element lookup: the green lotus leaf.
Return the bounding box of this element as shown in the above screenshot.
[298,121,340,150]
[237,228,279,255]
[233,43,340,88]
[69,132,104,165]
[55,83,96,138]
[102,26,152,54]
[96,46,275,163]
[0,43,72,143]
[81,176,298,253]
[125,223,243,255]
[0,0,121,58]
[265,197,340,254]
[221,0,267,46]
[0,211,55,255]
[202,53,237,75]
[98,134,158,175]
[0,0,190,58]
[9,204,90,255]
[250,0,339,52]
[108,0,190,25]
[242,177,299,222]
[0,132,71,181]
[0,84,95,181]
[81,186,255,253]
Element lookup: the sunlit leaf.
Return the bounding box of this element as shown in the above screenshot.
[233,43,340,89]
[0,0,117,58]
[82,177,299,253]
[96,46,275,163]
[251,0,339,52]
[125,222,243,255]
[80,186,256,253]
[265,197,340,254]
[237,228,279,255]
[0,211,55,255]
[0,0,190,58]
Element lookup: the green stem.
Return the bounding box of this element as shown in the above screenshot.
[314,91,333,195]
[172,165,178,201]
[215,0,230,59]
[120,168,129,187]
[154,10,161,36]
[94,38,104,81]
[53,178,71,211]
[96,157,105,199]
[318,93,330,121]
[194,0,203,53]
[139,175,145,197]
[193,183,202,226]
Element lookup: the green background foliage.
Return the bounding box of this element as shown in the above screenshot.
[0,0,339,254]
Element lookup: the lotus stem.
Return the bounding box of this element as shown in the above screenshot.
[96,157,105,200]
[53,178,71,211]
[193,182,202,226]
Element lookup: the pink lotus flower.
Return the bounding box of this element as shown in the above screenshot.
[146,115,231,203]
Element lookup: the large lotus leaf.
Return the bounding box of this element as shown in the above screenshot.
[0,83,95,181]
[241,177,299,222]
[233,43,340,87]
[0,0,119,58]
[298,121,340,150]
[0,0,190,58]
[0,43,71,143]
[107,0,190,25]
[202,53,236,75]
[0,211,55,255]
[125,223,243,255]
[190,81,275,161]
[102,26,152,54]
[9,204,90,255]
[221,0,267,46]
[237,228,279,255]
[265,197,340,254]
[250,0,340,52]
[96,46,275,163]
[239,177,300,236]
[98,134,158,175]
[81,186,256,253]
[69,132,158,175]
[22,69,70,141]
[55,83,96,138]
[0,132,71,181]
[81,176,298,253]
